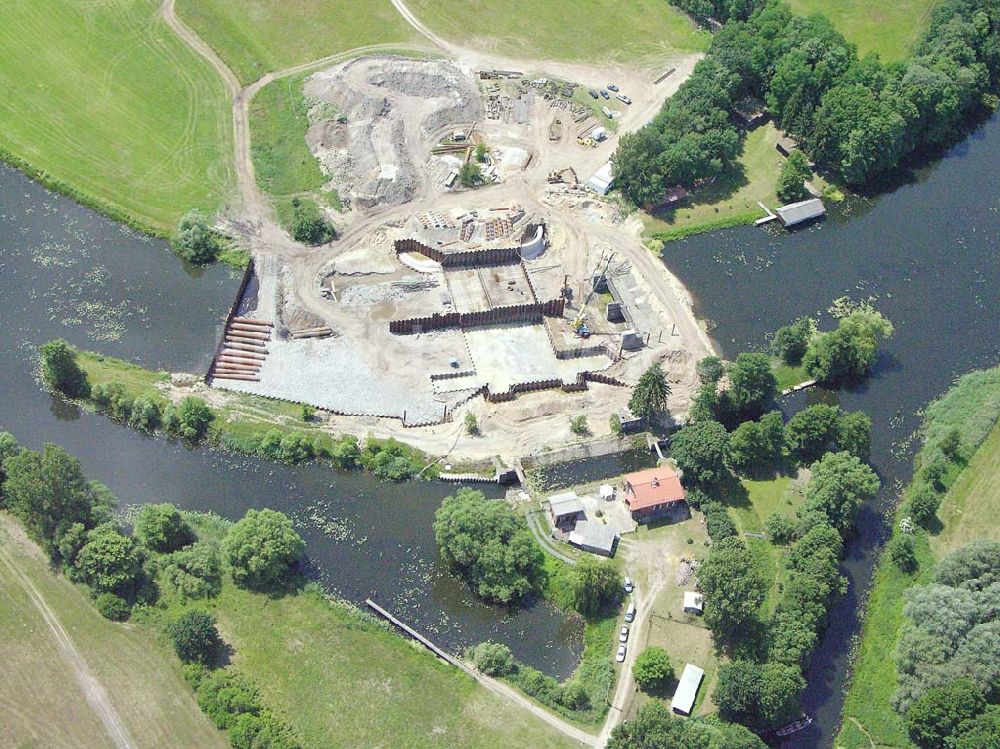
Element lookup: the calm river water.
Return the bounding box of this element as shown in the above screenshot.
[0,164,582,678]
[661,115,1000,746]
[2,113,997,740]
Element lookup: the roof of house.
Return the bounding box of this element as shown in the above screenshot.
[548,491,585,518]
[775,198,825,227]
[624,467,686,510]
[683,591,704,611]
[671,664,705,715]
[568,521,617,554]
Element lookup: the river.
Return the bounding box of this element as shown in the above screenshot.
[660,114,1000,746]
[2,110,998,740]
[0,163,582,678]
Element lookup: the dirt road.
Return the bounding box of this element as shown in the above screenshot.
[0,546,136,749]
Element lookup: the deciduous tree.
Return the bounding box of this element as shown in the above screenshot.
[222,509,305,591]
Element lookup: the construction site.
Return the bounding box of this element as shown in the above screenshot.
[212,53,713,458]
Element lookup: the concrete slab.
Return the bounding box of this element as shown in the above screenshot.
[444,263,534,313]
[463,322,610,393]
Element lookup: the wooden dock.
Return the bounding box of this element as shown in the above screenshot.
[365,599,461,667]
[780,379,817,396]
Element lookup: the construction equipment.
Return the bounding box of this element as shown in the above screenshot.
[547,167,579,185]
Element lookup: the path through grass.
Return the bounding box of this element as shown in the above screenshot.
[0,0,235,234]
[0,515,226,749]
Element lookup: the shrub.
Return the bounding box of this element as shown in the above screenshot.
[765,514,798,545]
[166,397,214,441]
[632,647,674,692]
[222,509,305,591]
[459,160,483,186]
[702,501,737,541]
[74,523,146,599]
[168,610,222,665]
[94,592,131,621]
[40,339,89,397]
[290,198,334,245]
[907,483,942,528]
[565,556,622,615]
[776,150,812,203]
[464,412,479,435]
[134,503,195,553]
[465,642,515,676]
[163,541,222,600]
[609,413,623,436]
[771,318,813,366]
[696,356,725,384]
[938,427,962,461]
[197,669,262,729]
[570,414,589,435]
[174,210,221,264]
[889,534,918,573]
[228,711,301,749]
[128,397,161,431]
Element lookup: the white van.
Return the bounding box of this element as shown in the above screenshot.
[625,602,636,623]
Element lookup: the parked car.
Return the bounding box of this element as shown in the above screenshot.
[624,576,634,593]
[600,89,610,99]
[588,89,599,99]
[616,93,632,105]
[607,83,620,92]
[616,645,627,662]
[619,626,629,643]
[625,601,636,623]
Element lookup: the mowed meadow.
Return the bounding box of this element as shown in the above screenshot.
[176,0,424,84]
[0,0,234,234]
[409,0,710,61]
[786,0,939,61]
[0,516,227,749]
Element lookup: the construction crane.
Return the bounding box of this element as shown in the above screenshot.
[572,253,615,337]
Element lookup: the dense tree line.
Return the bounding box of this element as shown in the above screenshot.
[608,701,766,749]
[617,0,1000,202]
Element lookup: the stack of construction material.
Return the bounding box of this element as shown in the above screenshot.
[211,317,273,382]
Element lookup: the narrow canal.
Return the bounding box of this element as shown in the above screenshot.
[661,114,1000,747]
[0,164,582,678]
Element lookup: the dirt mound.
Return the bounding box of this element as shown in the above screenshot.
[305,57,483,210]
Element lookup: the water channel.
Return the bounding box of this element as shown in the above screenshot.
[660,114,1000,746]
[1,111,998,743]
[0,164,582,678]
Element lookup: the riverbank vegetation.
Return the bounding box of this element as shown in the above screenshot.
[836,365,1000,749]
[0,437,580,748]
[0,0,235,235]
[618,0,1000,212]
[62,344,438,481]
[664,343,883,732]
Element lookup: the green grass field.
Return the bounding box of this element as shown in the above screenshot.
[644,123,783,242]
[0,515,227,749]
[0,0,235,235]
[786,0,938,61]
[410,0,709,62]
[176,0,422,84]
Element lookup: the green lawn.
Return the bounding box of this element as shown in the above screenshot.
[176,0,422,84]
[151,553,578,747]
[773,360,809,391]
[933,420,1000,554]
[78,352,171,404]
[0,0,235,235]
[410,0,709,62]
[644,122,782,242]
[786,0,938,62]
[0,515,227,749]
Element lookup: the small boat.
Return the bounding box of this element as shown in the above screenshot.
[775,715,814,737]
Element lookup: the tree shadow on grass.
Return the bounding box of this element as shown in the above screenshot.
[649,163,751,225]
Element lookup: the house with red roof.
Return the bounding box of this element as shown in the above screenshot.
[623,467,687,522]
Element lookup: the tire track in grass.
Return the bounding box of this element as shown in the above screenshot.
[0,546,136,749]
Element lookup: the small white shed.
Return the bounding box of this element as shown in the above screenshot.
[600,484,615,501]
[683,591,704,614]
